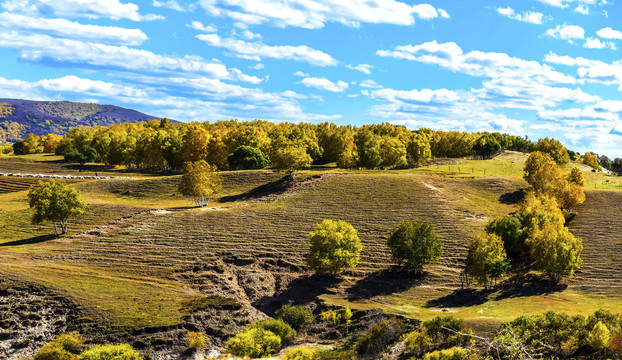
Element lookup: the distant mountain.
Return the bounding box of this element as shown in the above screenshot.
[0,99,169,143]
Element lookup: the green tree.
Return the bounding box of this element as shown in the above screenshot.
[305,220,362,274]
[227,145,270,169]
[28,180,86,235]
[379,136,407,168]
[355,128,381,169]
[64,146,99,166]
[466,233,509,288]
[387,219,443,273]
[485,214,528,257]
[526,222,582,280]
[178,160,222,207]
[407,132,432,165]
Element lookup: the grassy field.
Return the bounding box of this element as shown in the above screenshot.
[1,152,621,338]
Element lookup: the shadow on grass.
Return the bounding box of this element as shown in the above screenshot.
[218,175,292,203]
[499,189,524,205]
[494,273,568,300]
[346,267,425,301]
[425,288,489,309]
[0,234,57,247]
[254,274,341,315]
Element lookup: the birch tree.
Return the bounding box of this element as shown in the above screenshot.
[178,160,222,207]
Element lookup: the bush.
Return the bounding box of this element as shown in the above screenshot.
[320,306,352,326]
[249,319,297,344]
[305,220,362,274]
[354,318,404,357]
[227,145,271,169]
[387,219,443,272]
[225,327,281,358]
[34,332,84,360]
[77,343,143,360]
[283,346,318,360]
[423,316,466,344]
[185,331,205,350]
[275,305,315,331]
[402,330,432,357]
[422,346,469,360]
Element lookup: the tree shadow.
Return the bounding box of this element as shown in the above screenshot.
[494,273,568,300]
[346,267,425,301]
[218,175,292,203]
[499,189,524,205]
[253,274,341,315]
[425,288,490,308]
[0,234,57,247]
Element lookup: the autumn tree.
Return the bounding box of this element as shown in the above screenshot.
[305,220,362,274]
[526,221,582,280]
[355,128,381,169]
[42,134,62,153]
[271,145,311,180]
[466,233,509,289]
[178,160,222,207]
[387,220,443,273]
[180,125,210,163]
[568,166,585,186]
[535,137,570,166]
[379,136,407,168]
[28,179,86,235]
[587,321,610,351]
[407,132,432,165]
[582,152,601,170]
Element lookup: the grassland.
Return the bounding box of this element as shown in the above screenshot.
[1,152,621,343]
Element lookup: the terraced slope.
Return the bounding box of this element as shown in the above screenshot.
[567,189,622,295]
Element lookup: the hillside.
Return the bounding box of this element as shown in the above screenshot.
[1,153,622,359]
[0,99,165,143]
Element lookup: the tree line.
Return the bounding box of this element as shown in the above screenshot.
[8,119,537,171]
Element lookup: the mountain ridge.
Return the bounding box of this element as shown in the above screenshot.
[0,98,168,143]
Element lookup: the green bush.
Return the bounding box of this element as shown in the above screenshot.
[283,346,318,360]
[423,316,466,344]
[226,327,281,358]
[275,304,315,331]
[402,330,432,357]
[422,346,469,360]
[354,318,404,357]
[77,343,143,360]
[34,332,85,360]
[249,319,297,344]
[227,145,271,169]
[320,306,352,326]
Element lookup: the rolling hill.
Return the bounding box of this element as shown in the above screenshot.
[0,99,165,143]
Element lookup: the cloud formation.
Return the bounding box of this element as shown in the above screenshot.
[2,0,163,21]
[496,7,544,24]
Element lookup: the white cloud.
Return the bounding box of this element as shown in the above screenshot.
[251,63,264,70]
[496,7,544,24]
[377,40,574,84]
[575,4,590,14]
[360,80,383,89]
[293,71,309,77]
[240,29,261,40]
[545,24,585,42]
[347,64,373,74]
[153,0,185,12]
[199,0,448,29]
[545,52,622,90]
[300,77,349,92]
[188,21,217,32]
[197,33,338,66]
[0,12,148,46]
[2,0,163,21]
[0,30,263,84]
[438,9,450,19]
[584,37,616,50]
[597,27,622,39]
[536,0,569,7]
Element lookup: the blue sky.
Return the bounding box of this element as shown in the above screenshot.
[1,0,622,156]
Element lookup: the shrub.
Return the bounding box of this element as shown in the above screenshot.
[587,321,610,351]
[402,330,432,357]
[249,319,297,344]
[185,331,205,350]
[387,219,443,273]
[422,346,469,360]
[354,318,404,357]
[227,145,271,169]
[77,343,143,360]
[34,332,84,360]
[320,306,352,326]
[283,346,318,360]
[305,220,362,274]
[225,327,281,358]
[423,316,466,344]
[275,305,315,331]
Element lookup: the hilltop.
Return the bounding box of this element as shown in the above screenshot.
[0,99,165,143]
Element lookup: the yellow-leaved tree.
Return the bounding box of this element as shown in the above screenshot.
[178,160,222,207]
